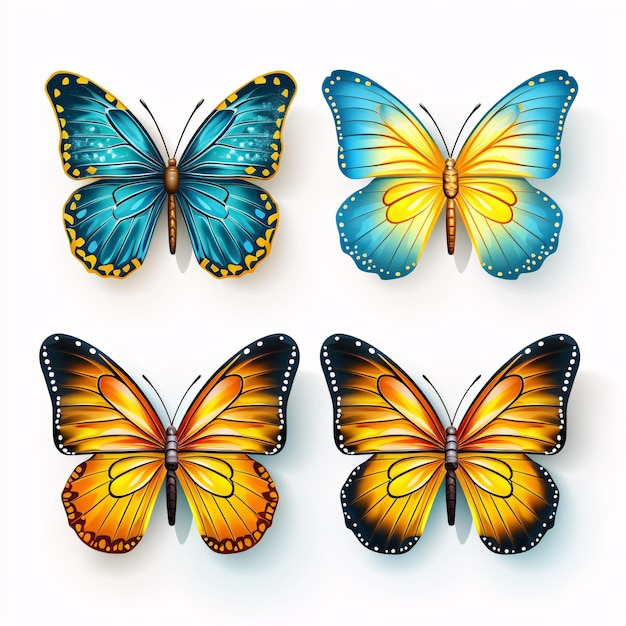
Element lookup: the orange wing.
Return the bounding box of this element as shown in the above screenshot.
[62,453,166,553]
[177,453,278,553]
[175,334,299,552]
[321,334,447,552]
[455,334,580,553]
[41,334,168,553]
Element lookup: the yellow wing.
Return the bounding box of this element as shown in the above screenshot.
[177,453,278,553]
[457,453,558,554]
[62,453,166,553]
[341,453,446,554]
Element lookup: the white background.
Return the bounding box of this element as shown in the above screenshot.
[1,1,624,624]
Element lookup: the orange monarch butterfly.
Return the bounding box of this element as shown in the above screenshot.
[320,333,579,554]
[41,333,299,554]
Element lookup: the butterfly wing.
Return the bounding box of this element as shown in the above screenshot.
[177,72,297,277]
[321,334,447,553]
[454,334,580,552]
[323,70,446,279]
[40,334,168,552]
[46,72,167,277]
[455,70,578,278]
[174,334,299,552]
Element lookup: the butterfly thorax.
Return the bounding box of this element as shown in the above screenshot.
[165,425,179,526]
[444,425,458,526]
[164,159,180,254]
[443,159,458,255]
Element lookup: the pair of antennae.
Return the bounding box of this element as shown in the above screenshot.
[422,374,482,426]
[140,98,205,160]
[419,103,481,158]
[142,374,202,425]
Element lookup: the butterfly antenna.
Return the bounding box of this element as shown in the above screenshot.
[451,375,482,423]
[172,374,202,421]
[173,99,205,159]
[140,99,171,160]
[422,375,452,425]
[142,375,173,424]
[419,104,451,157]
[450,103,481,157]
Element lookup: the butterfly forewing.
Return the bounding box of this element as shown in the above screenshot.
[46,72,164,179]
[455,334,579,453]
[41,334,166,454]
[321,334,447,454]
[456,70,578,179]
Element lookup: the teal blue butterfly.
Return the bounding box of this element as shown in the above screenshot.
[322,70,577,279]
[46,71,297,278]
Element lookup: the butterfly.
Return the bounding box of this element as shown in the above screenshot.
[322,70,578,279]
[320,333,579,554]
[40,333,299,553]
[46,71,297,278]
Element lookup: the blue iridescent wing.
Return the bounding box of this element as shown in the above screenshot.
[177,72,297,277]
[47,71,166,277]
[322,70,446,279]
[454,70,578,279]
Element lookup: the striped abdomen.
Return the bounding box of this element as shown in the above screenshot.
[165,425,179,526]
[444,425,458,526]
[164,159,179,254]
[442,158,458,255]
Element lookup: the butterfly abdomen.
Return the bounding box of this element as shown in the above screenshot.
[443,159,458,255]
[165,425,178,525]
[164,159,180,254]
[444,426,458,525]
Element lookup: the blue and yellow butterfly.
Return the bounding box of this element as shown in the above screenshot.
[40,333,299,553]
[321,334,579,554]
[46,71,297,278]
[322,70,577,279]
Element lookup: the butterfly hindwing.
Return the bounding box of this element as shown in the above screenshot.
[62,453,166,553]
[320,334,579,554]
[46,71,296,278]
[41,333,299,554]
[322,69,577,279]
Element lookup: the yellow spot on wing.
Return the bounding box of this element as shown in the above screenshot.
[62,77,70,86]
[76,77,88,85]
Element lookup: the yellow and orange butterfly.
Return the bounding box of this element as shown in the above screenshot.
[320,334,579,554]
[41,333,299,554]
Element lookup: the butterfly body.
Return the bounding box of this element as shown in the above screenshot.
[41,333,299,553]
[46,71,297,278]
[164,425,179,524]
[442,159,459,253]
[164,158,180,253]
[321,333,579,554]
[322,69,577,279]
